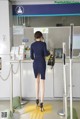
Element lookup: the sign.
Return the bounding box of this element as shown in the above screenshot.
[73,35,80,49]
[15,6,24,14]
[34,28,48,33]
[12,4,80,16]
[13,26,24,35]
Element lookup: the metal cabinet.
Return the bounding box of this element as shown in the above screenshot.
[21,62,54,99]
[12,62,20,97]
[66,62,80,98]
[70,63,80,98]
[1,61,80,99]
[21,62,35,98]
[45,66,53,98]
[54,63,63,97]
[54,62,80,98]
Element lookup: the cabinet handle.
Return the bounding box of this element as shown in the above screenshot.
[72,85,75,87]
[68,85,75,87]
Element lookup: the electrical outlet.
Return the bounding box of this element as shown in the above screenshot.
[1,112,7,118]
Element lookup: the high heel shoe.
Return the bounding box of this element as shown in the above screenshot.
[36,99,39,107]
[40,103,44,112]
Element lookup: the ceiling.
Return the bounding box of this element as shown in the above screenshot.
[10,0,80,4]
[10,0,52,1]
[10,0,80,2]
[10,0,54,4]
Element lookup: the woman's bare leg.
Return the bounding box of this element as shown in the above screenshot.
[40,79,45,103]
[35,74,40,99]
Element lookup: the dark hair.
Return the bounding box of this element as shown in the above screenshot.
[34,31,43,39]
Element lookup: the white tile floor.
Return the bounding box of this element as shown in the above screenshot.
[0,100,80,119]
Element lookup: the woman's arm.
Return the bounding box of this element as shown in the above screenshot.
[43,43,50,56]
[30,44,34,60]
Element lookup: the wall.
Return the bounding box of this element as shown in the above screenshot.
[0,0,13,99]
[13,26,80,56]
[0,0,10,54]
[13,16,80,27]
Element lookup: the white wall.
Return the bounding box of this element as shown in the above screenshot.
[0,0,11,54]
[0,0,13,99]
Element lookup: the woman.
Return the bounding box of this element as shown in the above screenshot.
[30,31,50,111]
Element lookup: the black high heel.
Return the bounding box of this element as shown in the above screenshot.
[36,99,39,107]
[40,103,44,112]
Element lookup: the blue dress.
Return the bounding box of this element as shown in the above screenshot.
[30,41,50,79]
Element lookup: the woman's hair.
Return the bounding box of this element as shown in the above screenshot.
[34,31,43,39]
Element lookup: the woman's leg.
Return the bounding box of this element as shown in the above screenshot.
[40,79,45,103]
[35,74,40,100]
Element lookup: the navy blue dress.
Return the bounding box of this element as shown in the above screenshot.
[30,41,50,79]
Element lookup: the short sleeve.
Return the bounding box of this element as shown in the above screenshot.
[43,43,50,56]
[30,44,34,60]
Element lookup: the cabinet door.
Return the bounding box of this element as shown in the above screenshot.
[45,66,53,98]
[13,62,20,97]
[72,63,80,98]
[21,62,35,98]
[64,62,80,98]
[21,63,53,98]
[54,63,63,97]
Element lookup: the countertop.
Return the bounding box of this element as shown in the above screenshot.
[10,57,80,63]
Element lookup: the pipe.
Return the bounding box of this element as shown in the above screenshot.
[10,63,13,113]
[69,23,74,119]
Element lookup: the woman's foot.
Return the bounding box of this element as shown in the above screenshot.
[36,99,39,107]
[40,103,44,112]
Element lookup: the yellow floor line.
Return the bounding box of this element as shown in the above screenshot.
[24,103,52,119]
